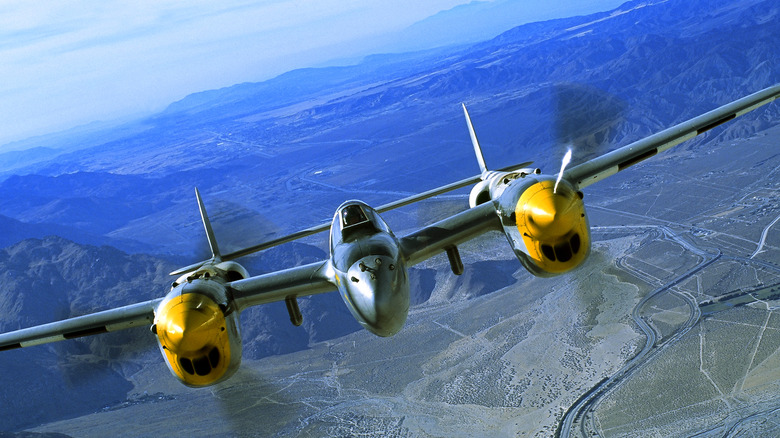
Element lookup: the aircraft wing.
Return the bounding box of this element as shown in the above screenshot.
[228,260,334,310]
[564,84,780,189]
[0,298,161,351]
[400,201,503,266]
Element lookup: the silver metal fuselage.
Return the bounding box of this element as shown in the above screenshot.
[330,201,410,337]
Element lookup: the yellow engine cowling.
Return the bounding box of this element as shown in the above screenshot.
[499,177,591,277]
[154,280,242,387]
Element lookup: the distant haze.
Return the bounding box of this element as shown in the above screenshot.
[0,0,625,148]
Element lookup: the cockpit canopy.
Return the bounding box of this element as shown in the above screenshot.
[342,204,369,228]
[331,201,390,246]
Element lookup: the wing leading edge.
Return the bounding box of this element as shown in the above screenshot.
[400,201,502,266]
[229,260,334,310]
[0,298,161,351]
[564,84,780,189]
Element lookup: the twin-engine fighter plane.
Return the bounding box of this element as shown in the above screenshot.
[1,84,778,386]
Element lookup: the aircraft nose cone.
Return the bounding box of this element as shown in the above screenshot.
[528,191,577,237]
[158,294,221,353]
[346,255,409,337]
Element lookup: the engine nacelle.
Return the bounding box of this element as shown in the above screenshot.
[495,175,591,277]
[154,278,243,387]
[469,180,492,208]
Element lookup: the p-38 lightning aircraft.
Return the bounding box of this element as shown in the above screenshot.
[0,85,778,387]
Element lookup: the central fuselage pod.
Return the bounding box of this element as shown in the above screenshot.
[330,201,410,337]
[494,174,591,277]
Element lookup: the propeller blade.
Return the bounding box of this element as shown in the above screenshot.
[554,148,573,194]
[553,83,626,166]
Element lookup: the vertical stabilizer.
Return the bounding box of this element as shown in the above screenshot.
[195,187,221,261]
[462,103,489,176]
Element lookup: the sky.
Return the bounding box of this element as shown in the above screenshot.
[0,0,626,148]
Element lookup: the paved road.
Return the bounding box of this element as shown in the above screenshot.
[557,226,719,438]
[751,212,780,259]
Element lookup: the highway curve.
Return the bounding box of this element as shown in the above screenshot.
[557,227,720,438]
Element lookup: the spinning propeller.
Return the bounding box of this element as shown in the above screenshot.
[552,83,626,169]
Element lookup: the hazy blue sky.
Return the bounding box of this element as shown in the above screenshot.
[0,0,626,147]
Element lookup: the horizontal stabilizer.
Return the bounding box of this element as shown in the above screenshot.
[170,174,485,276]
